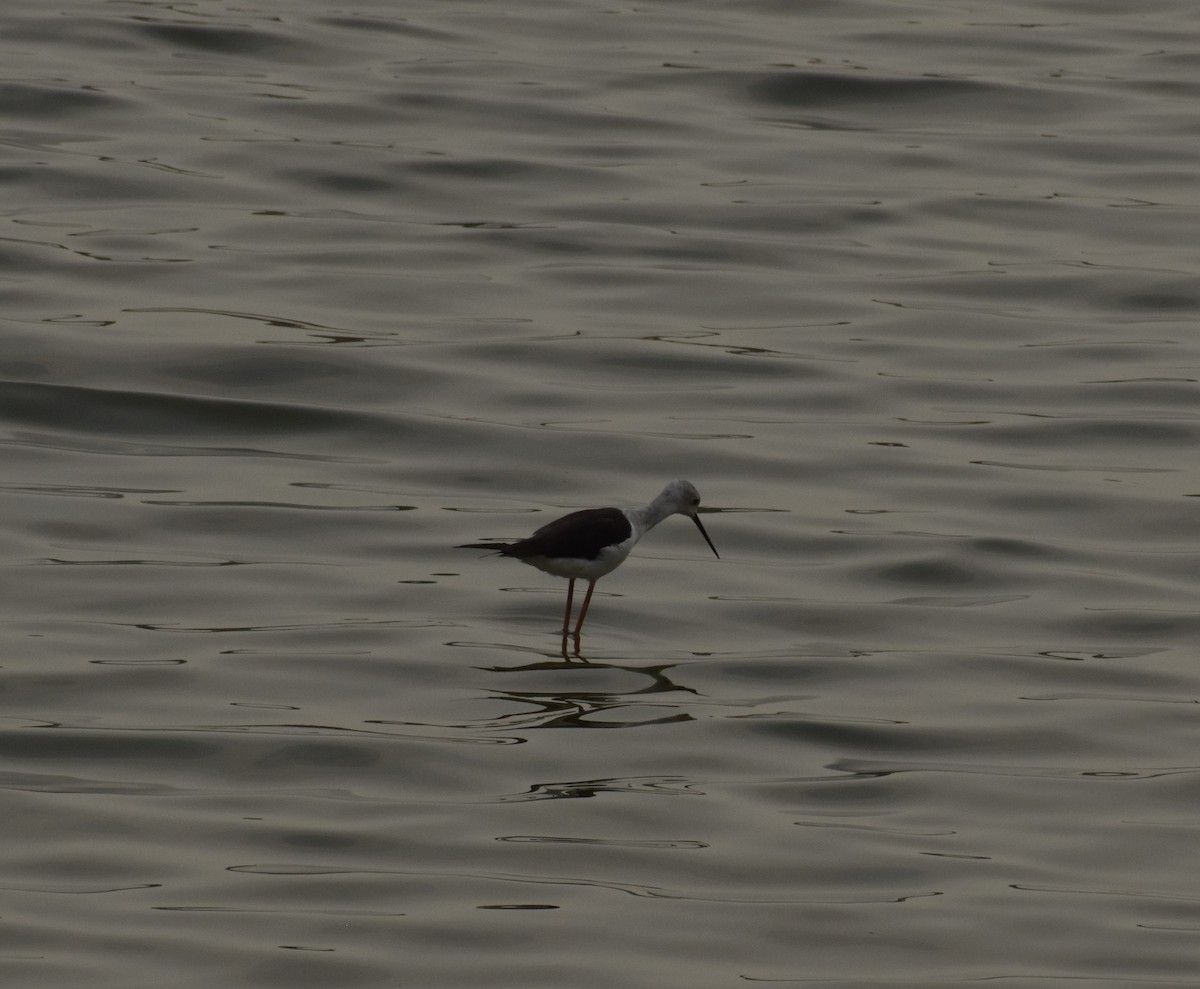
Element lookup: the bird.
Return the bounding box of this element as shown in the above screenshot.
[458,480,719,639]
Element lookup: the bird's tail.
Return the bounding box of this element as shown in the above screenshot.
[457,542,512,552]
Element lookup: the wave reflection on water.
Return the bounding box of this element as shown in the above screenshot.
[2,1,1199,986]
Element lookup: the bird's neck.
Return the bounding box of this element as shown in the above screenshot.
[627,498,674,535]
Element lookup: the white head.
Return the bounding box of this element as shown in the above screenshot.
[658,479,703,516]
[654,480,719,558]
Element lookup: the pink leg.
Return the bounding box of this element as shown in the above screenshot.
[573,580,597,637]
[561,578,576,635]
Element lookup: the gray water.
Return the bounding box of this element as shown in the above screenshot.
[3,2,1199,986]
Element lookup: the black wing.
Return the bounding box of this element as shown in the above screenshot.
[507,507,631,561]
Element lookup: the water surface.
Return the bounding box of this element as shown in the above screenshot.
[2,2,1198,986]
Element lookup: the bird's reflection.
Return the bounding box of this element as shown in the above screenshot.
[479,660,698,731]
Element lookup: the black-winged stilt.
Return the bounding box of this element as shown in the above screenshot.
[459,479,719,639]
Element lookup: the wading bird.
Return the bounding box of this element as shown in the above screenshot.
[459,480,719,640]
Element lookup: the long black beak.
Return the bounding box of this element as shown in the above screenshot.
[691,513,719,559]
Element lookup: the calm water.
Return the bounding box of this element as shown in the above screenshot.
[3,1,1198,986]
